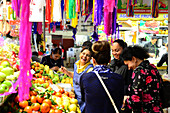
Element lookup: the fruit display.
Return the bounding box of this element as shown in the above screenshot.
[31,62,73,87]
[0,62,80,113]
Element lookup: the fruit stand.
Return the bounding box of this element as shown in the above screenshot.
[0,43,80,113]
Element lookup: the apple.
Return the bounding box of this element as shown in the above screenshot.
[0,60,11,68]
[0,66,3,71]
[0,84,9,93]
[69,104,77,112]
[0,72,6,82]
[0,86,5,94]
[1,67,14,76]
[2,80,12,88]
[6,75,16,81]
[70,98,78,104]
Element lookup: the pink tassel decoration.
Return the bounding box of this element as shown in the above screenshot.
[12,0,32,101]
[37,22,43,34]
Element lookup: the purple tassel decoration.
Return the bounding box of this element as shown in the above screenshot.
[91,25,98,41]
[72,28,77,40]
[151,0,159,18]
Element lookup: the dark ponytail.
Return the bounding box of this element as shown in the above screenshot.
[121,45,149,61]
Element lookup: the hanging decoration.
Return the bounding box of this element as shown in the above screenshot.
[72,28,77,40]
[46,0,51,33]
[84,0,93,22]
[33,22,37,34]
[37,22,43,34]
[94,0,104,26]
[126,0,137,17]
[12,0,32,101]
[91,25,98,41]
[151,0,159,18]
[104,0,117,36]
[11,0,21,17]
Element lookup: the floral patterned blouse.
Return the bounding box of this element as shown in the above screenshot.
[125,60,163,113]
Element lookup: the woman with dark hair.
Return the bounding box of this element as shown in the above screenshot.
[80,41,124,113]
[40,48,64,71]
[109,39,128,78]
[59,46,93,112]
[121,46,163,113]
[109,39,132,97]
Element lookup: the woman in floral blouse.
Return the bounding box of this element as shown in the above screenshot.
[121,46,163,113]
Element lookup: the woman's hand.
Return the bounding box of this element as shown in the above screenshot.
[59,66,74,78]
[51,66,59,71]
[122,96,129,108]
[59,66,68,74]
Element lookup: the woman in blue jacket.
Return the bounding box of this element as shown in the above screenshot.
[60,46,93,112]
[80,41,124,113]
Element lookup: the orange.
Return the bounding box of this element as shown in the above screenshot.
[64,91,69,97]
[36,95,44,103]
[55,109,63,113]
[43,99,52,106]
[36,73,42,78]
[31,96,37,103]
[35,67,40,71]
[30,91,37,96]
[40,103,50,113]
[31,103,40,111]
[19,100,28,108]
[24,106,32,113]
[56,92,62,97]
[40,70,44,74]
[36,78,45,84]
[59,88,64,94]
[49,109,55,113]
[32,65,35,69]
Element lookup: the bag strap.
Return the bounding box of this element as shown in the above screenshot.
[94,71,119,113]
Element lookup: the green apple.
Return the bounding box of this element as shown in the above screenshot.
[0,86,5,94]
[0,66,3,71]
[6,75,16,81]
[2,80,12,88]
[0,84,9,93]
[0,60,11,68]
[70,98,78,104]
[0,72,6,82]
[1,67,14,76]
[69,104,77,112]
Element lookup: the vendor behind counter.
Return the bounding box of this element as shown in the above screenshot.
[144,35,159,58]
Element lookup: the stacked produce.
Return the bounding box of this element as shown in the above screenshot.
[0,62,80,113]
[0,60,19,94]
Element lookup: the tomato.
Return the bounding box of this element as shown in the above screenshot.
[59,88,65,94]
[55,109,63,113]
[19,100,28,108]
[14,95,19,103]
[43,99,52,106]
[31,96,37,103]
[40,103,50,113]
[31,103,40,111]
[56,92,62,97]
[36,95,44,103]
[24,106,32,113]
